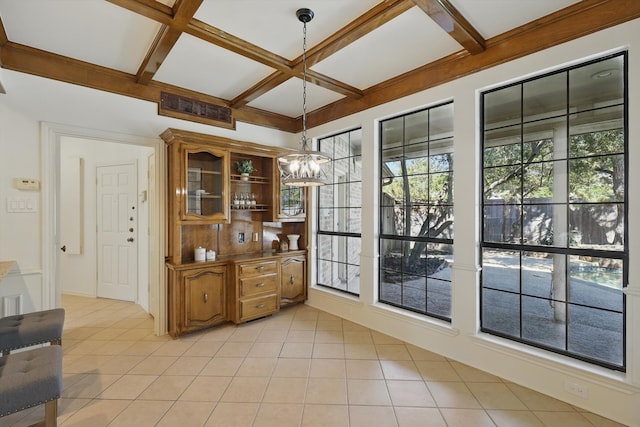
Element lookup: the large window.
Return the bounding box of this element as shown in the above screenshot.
[481,53,627,370]
[317,129,362,295]
[379,102,454,321]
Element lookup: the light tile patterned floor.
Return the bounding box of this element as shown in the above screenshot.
[0,295,627,427]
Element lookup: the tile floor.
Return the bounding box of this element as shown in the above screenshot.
[0,295,627,427]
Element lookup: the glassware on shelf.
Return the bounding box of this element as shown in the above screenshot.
[232,191,261,210]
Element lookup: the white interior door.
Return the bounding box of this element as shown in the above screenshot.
[97,163,138,301]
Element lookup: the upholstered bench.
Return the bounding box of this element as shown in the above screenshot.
[0,308,65,355]
[0,346,63,427]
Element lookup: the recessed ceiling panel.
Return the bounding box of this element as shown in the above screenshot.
[0,0,162,74]
[153,34,275,101]
[248,78,345,118]
[451,0,583,38]
[312,7,462,90]
[194,0,382,59]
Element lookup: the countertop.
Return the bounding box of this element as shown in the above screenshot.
[167,250,306,270]
[0,261,16,280]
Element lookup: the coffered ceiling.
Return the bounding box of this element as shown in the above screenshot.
[0,0,638,133]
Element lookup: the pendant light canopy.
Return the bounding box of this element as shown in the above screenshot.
[277,8,331,187]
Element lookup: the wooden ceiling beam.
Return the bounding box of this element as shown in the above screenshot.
[135,0,203,85]
[411,0,485,54]
[0,16,8,47]
[302,0,415,67]
[307,0,640,128]
[231,0,412,108]
[186,19,292,73]
[0,41,297,132]
[187,19,364,100]
[106,0,174,25]
[230,72,290,109]
[108,0,405,115]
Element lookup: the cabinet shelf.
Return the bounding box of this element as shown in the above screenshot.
[231,204,269,211]
[188,193,222,199]
[230,174,269,184]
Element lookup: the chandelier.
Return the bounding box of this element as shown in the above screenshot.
[277,8,331,187]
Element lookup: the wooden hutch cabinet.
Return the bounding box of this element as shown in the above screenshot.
[162,128,310,337]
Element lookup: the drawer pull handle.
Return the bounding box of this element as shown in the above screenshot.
[256,283,266,287]
[256,303,266,309]
[204,292,208,303]
[256,266,265,271]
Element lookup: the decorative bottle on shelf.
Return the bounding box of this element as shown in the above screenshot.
[233,192,239,209]
[251,193,257,207]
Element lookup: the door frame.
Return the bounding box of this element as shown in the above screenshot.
[41,122,167,335]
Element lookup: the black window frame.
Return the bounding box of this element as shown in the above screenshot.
[316,128,362,296]
[480,51,628,371]
[378,101,454,322]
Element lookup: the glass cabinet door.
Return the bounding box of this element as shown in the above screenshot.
[183,146,229,222]
[278,184,306,220]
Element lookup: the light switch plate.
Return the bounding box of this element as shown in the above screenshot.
[7,197,38,213]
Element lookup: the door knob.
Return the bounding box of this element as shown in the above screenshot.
[60,245,66,252]
[129,227,134,232]
[127,237,135,242]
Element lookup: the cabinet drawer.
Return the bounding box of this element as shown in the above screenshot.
[238,260,278,277]
[240,294,278,320]
[240,273,278,297]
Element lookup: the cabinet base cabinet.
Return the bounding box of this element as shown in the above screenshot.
[280,255,306,305]
[168,253,307,336]
[168,264,227,337]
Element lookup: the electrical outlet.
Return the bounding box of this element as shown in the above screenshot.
[565,381,588,399]
[238,232,245,243]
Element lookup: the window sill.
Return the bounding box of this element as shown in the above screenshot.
[471,333,638,394]
[370,302,459,338]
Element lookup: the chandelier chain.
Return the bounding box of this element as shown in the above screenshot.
[276,8,330,187]
[301,20,308,149]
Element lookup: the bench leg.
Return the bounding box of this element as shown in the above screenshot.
[26,399,58,427]
[45,399,58,427]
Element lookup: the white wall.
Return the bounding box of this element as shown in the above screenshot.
[0,102,45,314]
[305,19,640,426]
